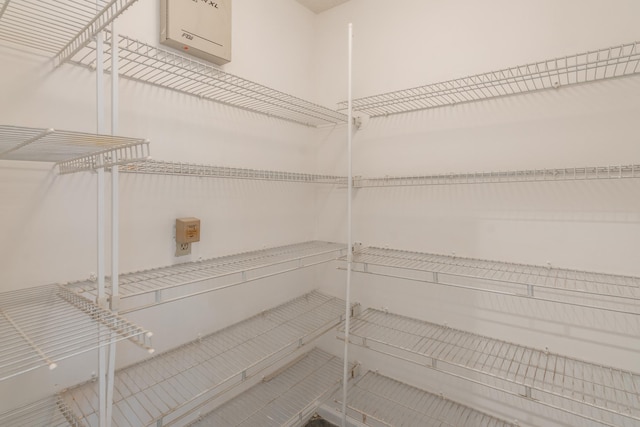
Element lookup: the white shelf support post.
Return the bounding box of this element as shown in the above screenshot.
[342,22,353,427]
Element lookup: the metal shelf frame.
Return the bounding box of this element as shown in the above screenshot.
[190,348,347,427]
[341,308,640,427]
[62,291,349,427]
[0,395,84,427]
[0,125,150,173]
[69,33,348,127]
[343,247,640,315]
[324,371,512,427]
[65,241,347,314]
[354,164,640,187]
[120,159,347,184]
[339,41,640,117]
[0,284,153,382]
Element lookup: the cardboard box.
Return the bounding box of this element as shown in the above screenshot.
[176,217,200,243]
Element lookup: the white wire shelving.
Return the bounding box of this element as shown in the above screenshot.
[189,348,346,427]
[68,33,348,127]
[65,241,346,313]
[341,308,640,427]
[0,395,84,427]
[343,247,640,315]
[0,0,139,65]
[0,125,150,173]
[0,283,153,382]
[354,164,640,187]
[326,371,511,427]
[120,159,347,184]
[62,291,349,427]
[339,41,640,117]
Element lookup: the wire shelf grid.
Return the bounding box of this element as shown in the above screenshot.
[0,125,149,170]
[190,348,345,427]
[69,33,348,127]
[339,41,640,117]
[0,395,84,427]
[354,164,640,187]
[343,309,640,425]
[62,291,346,427]
[0,284,153,382]
[345,247,640,315]
[65,241,346,312]
[334,371,511,427]
[120,159,347,184]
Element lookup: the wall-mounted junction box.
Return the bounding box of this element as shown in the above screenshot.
[176,217,201,243]
[160,0,232,65]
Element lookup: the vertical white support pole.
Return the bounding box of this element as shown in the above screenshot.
[96,26,107,427]
[341,22,353,427]
[105,21,120,427]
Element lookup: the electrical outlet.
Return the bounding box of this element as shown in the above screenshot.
[175,242,191,257]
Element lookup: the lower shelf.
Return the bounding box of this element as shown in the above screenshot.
[190,348,345,427]
[341,309,639,427]
[0,395,82,427]
[62,291,347,427]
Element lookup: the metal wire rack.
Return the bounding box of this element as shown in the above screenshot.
[0,0,139,65]
[0,125,149,172]
[0,284,153,382]
[68,33,348,127]
[62,291,348,427]
[343,247,640,315]
[0,395,84,427]
[330,371,511,427]
[190,348,345,427]
[65,241,346,313]
[339,41,640,117]
[354,164,640,187]
[120,159,347,184]
[342,309,640,427]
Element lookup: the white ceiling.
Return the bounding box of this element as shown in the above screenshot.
[295,0,351,14]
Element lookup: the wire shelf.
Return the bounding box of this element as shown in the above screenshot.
[0,284,153,382]
[66,241,346,313]
[190,348,345,427]
[68,33,348,127]
[354,164,640,187]
[62,291,347,427]
[120,159,347,184]
[0,395,84,427]
[344,247,640,315]
[339,41,640,117]
[342,309,640,426]
[0,0,138,64]
[0,125,149,171]
[332,371,511,427]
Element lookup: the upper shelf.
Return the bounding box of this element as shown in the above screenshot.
[0,0,139,65]
[120,159,347,184]
[69,33,348,127]
[355,164,640,187]
[0,283,153,382]
[0,125,150,173]
[339,41,640,117]
[344,247,640,315]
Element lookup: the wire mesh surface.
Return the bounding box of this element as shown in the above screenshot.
[69,33,348,127]
[120,159,347,184]
[344,309,640,425]
[62,291,346,427]
[190,348,344,427]
[66,241,346,312]
[354,164,640,187]
[339,41,640,117]
[0,0,138,64]
[0,284,153,382]
[346,247,640,314]
[335,371,511,427]
[0,125,149,169]
[0,395,84,427]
